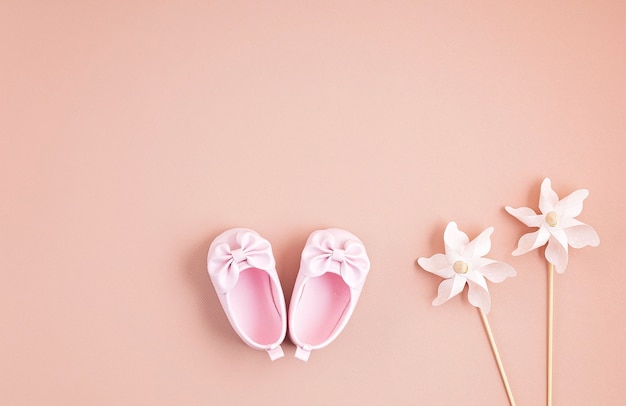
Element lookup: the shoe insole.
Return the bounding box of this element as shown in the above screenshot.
[293,273,351,345]
[230,268,282,345]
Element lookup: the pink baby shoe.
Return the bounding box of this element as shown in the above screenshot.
[288,228,371,361]
[207,228,287,360]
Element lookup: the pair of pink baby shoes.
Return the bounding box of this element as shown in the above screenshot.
[207,228,370,362]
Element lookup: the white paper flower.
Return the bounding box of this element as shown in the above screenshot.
[505,178,600,273]
[417,222,516,313]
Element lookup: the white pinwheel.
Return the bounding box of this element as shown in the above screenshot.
[505,178,600,273]
[417,222,516,313]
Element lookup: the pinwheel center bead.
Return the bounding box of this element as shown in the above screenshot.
[545,211,559,227]
[453,261,469,274]
[231,248,246,263]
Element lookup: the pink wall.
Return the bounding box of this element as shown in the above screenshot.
[1,1,624,404]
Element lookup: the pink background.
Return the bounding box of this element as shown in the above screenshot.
[2,1,625,404]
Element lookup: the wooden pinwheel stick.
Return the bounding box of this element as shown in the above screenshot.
[548,262,554,406]
[479,309,516,406]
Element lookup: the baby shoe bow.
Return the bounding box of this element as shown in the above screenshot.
[301,230,370,289]
[208,230,275,293]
